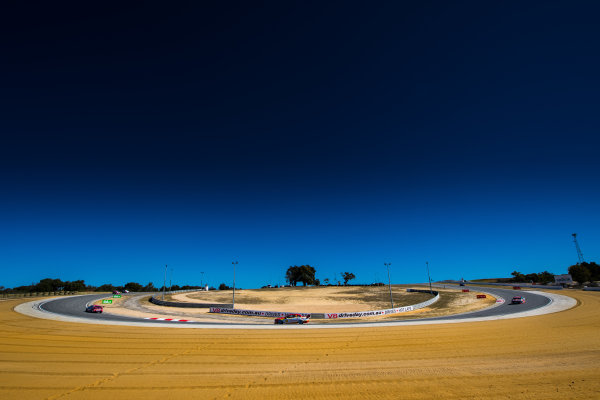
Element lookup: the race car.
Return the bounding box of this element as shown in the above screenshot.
[85,305,103,313]
[274,313,310,324]
[511,296,526,304]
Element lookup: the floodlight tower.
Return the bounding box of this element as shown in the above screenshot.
[163,264,167,300]
[232,261,238,308]
[384,262,393,308]
[426,261,433,294]
[572,233,585,264]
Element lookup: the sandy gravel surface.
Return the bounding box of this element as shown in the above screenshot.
[0,290,598,399]
[171,285,435,312]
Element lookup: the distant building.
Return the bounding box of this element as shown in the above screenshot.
[554,274,573,285]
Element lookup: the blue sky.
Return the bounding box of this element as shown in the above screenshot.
[1,1,599,289]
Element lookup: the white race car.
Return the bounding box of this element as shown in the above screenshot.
[274,313,310,324]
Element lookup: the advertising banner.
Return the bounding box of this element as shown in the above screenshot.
[209,307,310,318]
[324,305,416,319]
[554,274,573,284]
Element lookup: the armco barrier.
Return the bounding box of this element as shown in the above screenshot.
[583,287,600,291]
[209,307,310,318]
[461,282,563,290]
[208,289,439,320]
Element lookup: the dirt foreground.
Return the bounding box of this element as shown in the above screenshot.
[1,290,599,399]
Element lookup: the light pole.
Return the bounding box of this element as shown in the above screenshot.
[385,262,394,308]
[163,264,167,300]
[169,267,173,293]
[232,261,238,308]
[426,261,433,294]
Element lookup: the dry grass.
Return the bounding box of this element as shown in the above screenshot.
[1,290,599,399]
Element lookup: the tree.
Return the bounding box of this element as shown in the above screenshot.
[342,272,356,285]
[524,273,540,283]
[143,282,157,292]
[285,266,299,286]
[510,271,525,282]
[568,262,599,284]
[63,280,86,292]
[33,278,65,292]
[538,271,555,284]
[588,262,600,281]
[219,283,231,290]
[285,265,316,286]
[297,265,316,286]
[124,282,144,292]
[95,284,116,292]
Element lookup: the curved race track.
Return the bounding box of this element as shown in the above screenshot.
[32,285,562,328]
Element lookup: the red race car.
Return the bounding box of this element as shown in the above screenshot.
[85,305,103,313]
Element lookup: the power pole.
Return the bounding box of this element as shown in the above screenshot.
[232,261,238,308]
[572,233,585,264]
[426,261,433,294]
[384,262,393,308]
[163,264,167,300]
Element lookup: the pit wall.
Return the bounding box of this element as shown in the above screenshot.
[209,289,439,320]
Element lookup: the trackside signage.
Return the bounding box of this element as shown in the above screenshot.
[101,299,113,304]
[554,274,573,284]
[209,307,310,318]
[323,290,440,319]
[325,305,415,319]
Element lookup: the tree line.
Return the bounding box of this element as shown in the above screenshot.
[510,261,599,286]
[568,262,600,285]
[510,270,555,284]
[284,265,356,286]
[0,278,208,294]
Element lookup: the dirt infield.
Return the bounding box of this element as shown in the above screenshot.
[1,290,598,399]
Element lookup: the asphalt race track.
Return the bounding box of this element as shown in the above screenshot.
[38,286,552,327]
